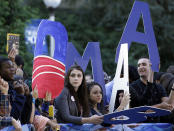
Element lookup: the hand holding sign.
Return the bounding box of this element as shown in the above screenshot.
[8,47,17,62]
[147,62,154,83]
[117,92,130,112]
[0,76,9,95]
[32,85,38,99]
[44,91,52,101]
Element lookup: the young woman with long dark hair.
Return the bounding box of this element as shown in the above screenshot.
[87,82,106,115]
[54,65,103,124]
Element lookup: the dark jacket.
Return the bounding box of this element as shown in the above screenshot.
[130,79,167,107]
[54,87,82,124]
[21,94,32,124]
[8,82,26,120]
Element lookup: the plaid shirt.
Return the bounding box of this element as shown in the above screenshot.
[0,92,10,116]
[0,116,12,129]
[0,92,12,128]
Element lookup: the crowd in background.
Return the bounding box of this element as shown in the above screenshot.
[1,48,174,131]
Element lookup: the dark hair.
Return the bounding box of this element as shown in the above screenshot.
[15,55,24,69]
[21,94,32,124]
[154,72,165,81]
[64,64,90,117]
[0,56,10,70]
[138,57,149,60]
[87,82,105,114]
[15,55,29,80]
[167,65,174,75]
[160,73,174,95]
[114,90,124,110]
[128,65,139,83]
[0,56,13,81]
[120,65,139,83]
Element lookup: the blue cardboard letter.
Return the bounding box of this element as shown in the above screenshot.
[115,1,160,72]
[66,42,106,103]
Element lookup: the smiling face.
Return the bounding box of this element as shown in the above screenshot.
[89,85,102,104]
[69,69,83,91]
[137,58,151,80]
[0,60,15,81]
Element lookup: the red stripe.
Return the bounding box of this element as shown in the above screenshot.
[32,56,65,99]
[32,66,65,80]
[32,74,64,99]
[33,57,65,71]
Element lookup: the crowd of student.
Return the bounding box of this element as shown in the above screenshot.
[0,48,174,130]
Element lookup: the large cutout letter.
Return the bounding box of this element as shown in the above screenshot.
[66,42,106,103]
[105,106,170,124]
[32,20,68,98]
[115,1,160,72]
[109,44,129,113]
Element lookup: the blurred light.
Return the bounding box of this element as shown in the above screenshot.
[43,0,62,8]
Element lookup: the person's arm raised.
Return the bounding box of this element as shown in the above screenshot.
[167,83,174,105]
[0,76,9,95]
[116,92,130,112]
[12,117,22,131]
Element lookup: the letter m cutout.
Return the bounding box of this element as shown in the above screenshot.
[66,42,106,103]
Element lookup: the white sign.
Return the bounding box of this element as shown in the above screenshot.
[109,43,129,113]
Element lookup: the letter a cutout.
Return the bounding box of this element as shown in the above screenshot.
[115,1,160,72]
[109,43,129,113]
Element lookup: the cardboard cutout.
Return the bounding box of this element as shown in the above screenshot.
[59,123,172,131]
[104,106,170,124]
[25,19,48,55]
[32,20,68,99]
[109,44,129,113]
[6,33,20,54]
[115,1,160,72]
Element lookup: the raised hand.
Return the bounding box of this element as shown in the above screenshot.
[0,76,9,95]
[147,62,154,83]
[44,91,52,101]
[120,92,130,108]
[12,118,22,131]
[23,83,30,95]
[13,80,25,95]
[117,91,130,112]
[8,48,16,62]
[32,85,38,99]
